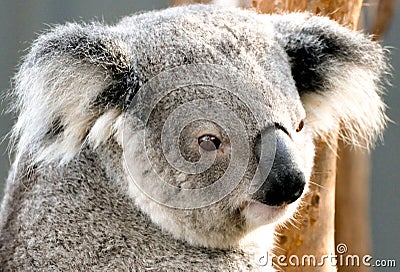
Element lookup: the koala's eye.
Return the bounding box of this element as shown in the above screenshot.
[296,120,305,132]
[198,135,222,152]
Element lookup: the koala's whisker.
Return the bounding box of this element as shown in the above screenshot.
[308,181,327,190]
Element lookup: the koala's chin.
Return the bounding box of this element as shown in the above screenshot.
[243,198,301,233]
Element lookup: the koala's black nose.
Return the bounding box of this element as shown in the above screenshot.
[256,167,305,206]
[253,129,306,206]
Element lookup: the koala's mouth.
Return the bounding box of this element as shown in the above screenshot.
[242,200,289,230]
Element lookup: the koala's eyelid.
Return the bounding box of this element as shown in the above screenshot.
[195,130,222,141]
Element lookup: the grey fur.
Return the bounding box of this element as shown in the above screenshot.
[0,4,387,271]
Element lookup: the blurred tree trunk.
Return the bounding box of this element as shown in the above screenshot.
[335,144,371,272]
[252,0,363,29]
[369,0,396,40]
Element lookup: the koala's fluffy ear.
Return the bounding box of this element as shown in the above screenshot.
[272,13,388,147]
[12,23,135,164]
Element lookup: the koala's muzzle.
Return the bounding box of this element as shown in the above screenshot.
[253,129,306,206]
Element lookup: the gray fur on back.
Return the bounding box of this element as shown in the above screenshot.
[0,4,387,271]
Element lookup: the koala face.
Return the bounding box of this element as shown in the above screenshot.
[13,5,386,250]
[120,78,312,247]
[113,17,314,245]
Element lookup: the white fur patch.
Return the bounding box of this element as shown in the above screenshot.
[240,224,276,269]
[11,57,117,164]
[119,129,191,243]
[88,109,122,149]
[212,0,240,7]
[302,65,387,149]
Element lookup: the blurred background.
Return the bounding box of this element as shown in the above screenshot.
[0,0,398,268]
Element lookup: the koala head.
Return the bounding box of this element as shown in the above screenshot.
[12,5,387,249]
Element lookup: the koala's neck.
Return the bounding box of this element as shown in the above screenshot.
[0,145,264,271]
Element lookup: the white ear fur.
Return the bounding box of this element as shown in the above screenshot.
[11,58,122,164]
[88,109,122,149]
[271,13,388,148]
[302,64,387,149]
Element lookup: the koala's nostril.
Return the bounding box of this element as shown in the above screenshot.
[253,170,306,206]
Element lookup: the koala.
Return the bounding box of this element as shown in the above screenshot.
[0,4,387,271]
